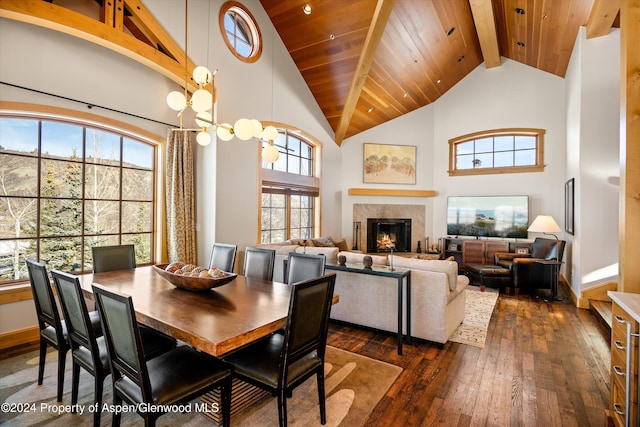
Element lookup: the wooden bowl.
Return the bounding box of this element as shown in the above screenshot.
[153,264,237,291]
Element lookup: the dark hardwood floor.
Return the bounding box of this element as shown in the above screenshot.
[1,287,611,426]
[327,288,612,427]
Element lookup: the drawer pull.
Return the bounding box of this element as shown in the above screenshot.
[614,365,626,377]
[613,403,625,416]
[615,315,627,324]
[614,340,626,350]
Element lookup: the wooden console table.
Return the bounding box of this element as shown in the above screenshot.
[326,262,411,355]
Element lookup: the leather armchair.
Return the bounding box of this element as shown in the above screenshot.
[495,237,566,294]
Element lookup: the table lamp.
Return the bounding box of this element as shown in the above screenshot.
[527,215,561,240]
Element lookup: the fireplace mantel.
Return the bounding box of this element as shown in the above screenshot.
[348,188,436,197]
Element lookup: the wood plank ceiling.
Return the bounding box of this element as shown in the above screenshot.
[0,0,620,147]
[260,0,619,145]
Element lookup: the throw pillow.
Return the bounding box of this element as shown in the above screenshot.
[334,239,350,252]
[312,237,334,247]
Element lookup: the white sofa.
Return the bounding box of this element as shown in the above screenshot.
[329,251,469,345]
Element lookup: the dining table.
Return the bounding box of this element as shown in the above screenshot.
[77,265,329,357]
[77,265,338,423]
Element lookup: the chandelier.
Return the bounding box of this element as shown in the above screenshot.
[166,0,279,163]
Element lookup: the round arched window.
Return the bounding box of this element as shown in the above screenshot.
[219,1,262,63]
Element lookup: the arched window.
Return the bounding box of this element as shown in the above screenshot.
[0,112,158,284]
[219,1,262,63]
[260,128,320,243]
[448,128,545,176]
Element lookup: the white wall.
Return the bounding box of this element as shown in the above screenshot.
[340,106,436,249]
[341,59,568,255]
[565,27,620,293]
[0,0,340,332]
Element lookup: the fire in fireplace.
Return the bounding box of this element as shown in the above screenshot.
[366,218,412,253]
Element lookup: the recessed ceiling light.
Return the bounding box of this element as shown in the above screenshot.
[437,79,441,84]
[403,92,408,98]
[517,41,525,47]
[515,8,525,15]
[329,34,335,40]
[367,107,374,113]
[302,4,312,15]
[447,27,455,36]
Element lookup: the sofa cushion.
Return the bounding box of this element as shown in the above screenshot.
[254,244,299,255]
[295,246,339,262]
[337,251,388,266]
[390,257,459,292]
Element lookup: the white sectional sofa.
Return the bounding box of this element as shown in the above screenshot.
[249,245,468,344]
[329,251,469,345]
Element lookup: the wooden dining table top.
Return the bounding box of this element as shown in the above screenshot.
[78,265,300,357]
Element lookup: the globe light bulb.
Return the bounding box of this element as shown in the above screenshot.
[191,89,212,112]
[250,119,263,138]
[196,131,212,146]
[262,144,279,163]
[234,118,255,141]
[195,111,213,128]
[263,126,279,141]
[167,91,187,111]
[216,124,234,141]
[192,66,212,85]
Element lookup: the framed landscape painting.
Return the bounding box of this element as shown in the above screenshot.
[363,143,416,184]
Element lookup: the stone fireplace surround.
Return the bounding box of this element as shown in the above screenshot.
[353,204,425,254]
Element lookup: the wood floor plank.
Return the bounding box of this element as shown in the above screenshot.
[326,287,611,426]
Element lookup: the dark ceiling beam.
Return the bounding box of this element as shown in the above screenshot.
[586,0,620,39]
[469,0,501,68]
[333,0,395,146]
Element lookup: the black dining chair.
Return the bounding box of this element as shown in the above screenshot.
[92,244,136,273]
[92,283,232,427]
[243,247,276,281]
[26,259,100,402]
[284,252,326,285]
[51,270,176,426]
[223,273,336,427]
[209,243,237,273]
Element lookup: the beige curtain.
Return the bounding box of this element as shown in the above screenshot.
[165,130,197,264]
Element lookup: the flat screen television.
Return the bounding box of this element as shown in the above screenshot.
[447,195,529,238]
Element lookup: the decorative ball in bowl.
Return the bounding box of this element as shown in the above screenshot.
[153,263,237,291]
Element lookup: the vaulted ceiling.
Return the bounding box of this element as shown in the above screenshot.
[0,0,620,146]
[260,0,620,145]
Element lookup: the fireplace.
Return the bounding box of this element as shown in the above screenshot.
[367,218,412,253]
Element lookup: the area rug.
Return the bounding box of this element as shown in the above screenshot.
[0,345,401,426]
[448,287,499,348]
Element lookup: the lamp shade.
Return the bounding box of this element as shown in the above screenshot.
[528,215,561,233]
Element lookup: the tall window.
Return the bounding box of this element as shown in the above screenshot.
[0,116,156,284]
[448,128,545,176]
[261,129,319,243]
